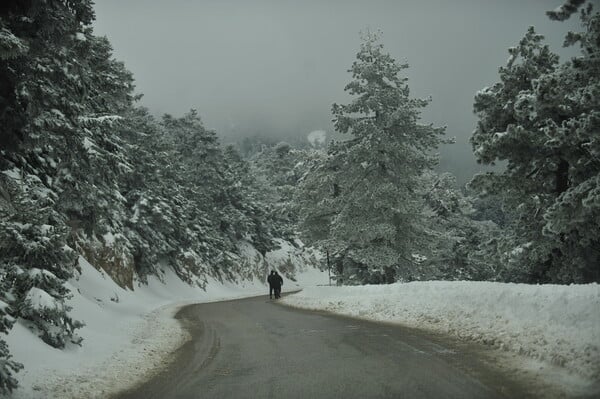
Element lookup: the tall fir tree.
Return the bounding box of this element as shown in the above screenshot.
[298,33,445,284]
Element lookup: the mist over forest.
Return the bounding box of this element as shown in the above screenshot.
[92,0,582,184]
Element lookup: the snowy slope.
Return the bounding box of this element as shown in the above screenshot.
[6,250,327,399]
[281,282,600,392]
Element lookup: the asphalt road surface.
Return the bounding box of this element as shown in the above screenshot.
[114,294,530,399]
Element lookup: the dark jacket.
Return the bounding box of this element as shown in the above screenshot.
[268,272,283,288]
[274,273,283,288]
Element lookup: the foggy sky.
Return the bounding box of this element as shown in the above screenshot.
[92,0,583,184]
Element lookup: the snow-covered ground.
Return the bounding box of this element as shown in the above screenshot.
[5,255,328,399]
[281,281,600,395]
[10,249,598,399]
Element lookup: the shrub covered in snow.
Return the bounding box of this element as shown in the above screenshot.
[0,299,22,395]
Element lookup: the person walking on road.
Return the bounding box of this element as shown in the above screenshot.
[273,271,283,299]
[267,270,284,299]
[267,270,277,299]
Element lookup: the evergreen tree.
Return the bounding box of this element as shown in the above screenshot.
[1,0,138,290]
[547,0,587,21]
[298,33,445,284]
[421,172,503,281]
[0,0,100,349]
[116,108,177,280]
[470,8,600,283]
[0,299,22,394]
[0,262,22,394]
[0,172,83,348]
[161,111,234,278]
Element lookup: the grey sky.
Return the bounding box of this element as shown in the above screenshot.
[92,0,583,183]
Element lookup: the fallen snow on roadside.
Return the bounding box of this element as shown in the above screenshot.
[281,282,600,388]
[27,302,189,399]
[6,256,327,399]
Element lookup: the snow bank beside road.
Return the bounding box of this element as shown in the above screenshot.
[281,282,600,382]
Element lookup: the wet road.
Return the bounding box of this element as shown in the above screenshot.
[114,294,527,399]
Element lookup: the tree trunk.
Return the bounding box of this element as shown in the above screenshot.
[332,183,340,198]
[555,158,569,194]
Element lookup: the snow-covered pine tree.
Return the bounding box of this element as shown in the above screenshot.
[0,0,97,348]
[297,32,446,284]
[421,172,504,281]
[0,297,22,394]
[0,172,83,348]
[62,35,134,217]
[547,0,587,21]
[48,31,139,289]
[0,5,27,390]
[1,0,139,290]
[0,261,22,394]
[470,7,600,283]
[118,108,179,280]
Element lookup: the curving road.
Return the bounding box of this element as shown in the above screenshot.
[114,294,529,399]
